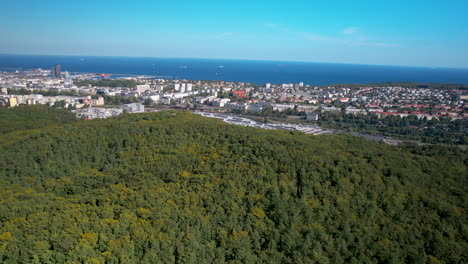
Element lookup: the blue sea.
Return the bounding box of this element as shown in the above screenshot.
[1,54,468,85]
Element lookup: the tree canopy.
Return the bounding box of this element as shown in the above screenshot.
[0,105,78,134]
[0,108,466,263]
[74,79,144,88]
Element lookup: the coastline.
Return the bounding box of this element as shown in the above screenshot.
[2,54,468,85]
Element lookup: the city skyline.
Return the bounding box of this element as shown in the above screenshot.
[1,0,467,68]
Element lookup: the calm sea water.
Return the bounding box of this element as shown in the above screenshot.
[1,54,468,85]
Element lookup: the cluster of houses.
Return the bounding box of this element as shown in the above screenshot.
[75,103,145,119]
[0,93,104,109]
[1,69,466,120]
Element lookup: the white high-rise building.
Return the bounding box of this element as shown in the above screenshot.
[154,85,164,92]
[299,82,304,87]
[121,103,145,113]
[64,71,71,79]
[186,83,192,91]
[174,83,180,91]
[180,83,186,93]
[265,83,271,89]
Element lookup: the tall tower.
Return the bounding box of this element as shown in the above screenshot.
[64,71,71,79]
[52,64,61,79]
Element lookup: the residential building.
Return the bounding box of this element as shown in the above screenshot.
[121,103,145,113]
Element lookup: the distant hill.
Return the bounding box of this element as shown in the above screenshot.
[0,108,466,263]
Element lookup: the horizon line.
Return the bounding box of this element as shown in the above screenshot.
[1,52,468,71]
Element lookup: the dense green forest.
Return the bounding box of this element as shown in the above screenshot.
[319,111,468,145]
[98,94,140,106]
[0,107,466,263]
[74,79,143,88]
[240,109,467,145]
[0,105,78,134]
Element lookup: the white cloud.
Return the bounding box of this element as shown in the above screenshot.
[343,27,358,35]
[264,23,279,28]
[215,32,234,39]
[264,23,397,47]
[363,42,399,47]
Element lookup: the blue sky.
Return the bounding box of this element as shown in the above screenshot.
[1,0,467,68]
